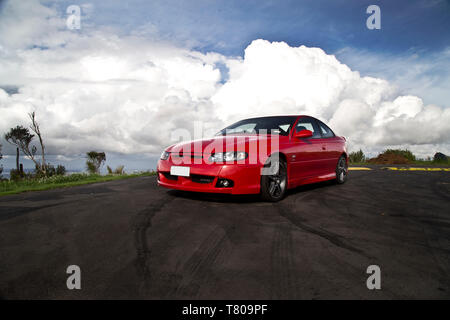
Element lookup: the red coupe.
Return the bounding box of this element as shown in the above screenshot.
[157,115,348,201]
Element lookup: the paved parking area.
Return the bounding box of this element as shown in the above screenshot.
[0,170,449,299]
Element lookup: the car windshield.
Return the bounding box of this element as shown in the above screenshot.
[216,116,298,136]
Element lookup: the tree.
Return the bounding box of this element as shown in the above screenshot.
[349,149,366,163]
[4,125,39,170]
[29,111,47,175]
[86,151,106,174]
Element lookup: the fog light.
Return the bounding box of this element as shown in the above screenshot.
[216,178,234,188]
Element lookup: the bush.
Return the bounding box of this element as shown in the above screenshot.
[349,149,366,163]
[10,169,25,181]
[34,163,66,177]
[384,149,416,162]
[114,165,125,175]
[56,165,66,176]
[433,152,448,164]
[106,165,125,175]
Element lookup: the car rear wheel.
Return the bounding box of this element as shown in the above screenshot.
[336,155,348,184]
[260,156,287,202]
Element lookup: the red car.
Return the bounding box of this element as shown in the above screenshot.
[157,115,348,201]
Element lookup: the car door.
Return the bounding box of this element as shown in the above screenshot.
[316,120,340,174]
[289,117,324,182]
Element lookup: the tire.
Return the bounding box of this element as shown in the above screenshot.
[260,156,287,202]
[335,155,348,184]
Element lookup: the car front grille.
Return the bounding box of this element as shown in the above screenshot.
[190,174,215,184]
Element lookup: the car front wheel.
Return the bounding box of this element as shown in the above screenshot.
[260,156,287,202]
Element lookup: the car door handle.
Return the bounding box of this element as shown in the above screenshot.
[322,145,326,150]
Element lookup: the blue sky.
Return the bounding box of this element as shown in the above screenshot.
[54,0,450,56]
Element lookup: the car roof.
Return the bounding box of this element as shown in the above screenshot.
[240,115,300,120]
[240,115,318,121]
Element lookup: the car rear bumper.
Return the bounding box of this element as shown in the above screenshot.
[157,160,262,194]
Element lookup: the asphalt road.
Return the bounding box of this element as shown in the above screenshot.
[1,169,449,299]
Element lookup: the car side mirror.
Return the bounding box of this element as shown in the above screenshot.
[294,129,313,139]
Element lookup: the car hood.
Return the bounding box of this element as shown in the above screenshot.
[166,134,282,155]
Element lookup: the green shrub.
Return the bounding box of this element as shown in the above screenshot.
[114,165,125,175]
[349,149,366,163]
[106,165,125,175]
[56,165,66,175]
[10,169,25,181]
[34,163,66,177]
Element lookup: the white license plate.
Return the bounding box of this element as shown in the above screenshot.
[170,166,190,177]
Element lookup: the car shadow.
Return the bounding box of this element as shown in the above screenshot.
[166,180,336,204]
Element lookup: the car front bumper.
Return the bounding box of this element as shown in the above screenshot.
[157,160,262,194]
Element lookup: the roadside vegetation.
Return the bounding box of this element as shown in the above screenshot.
[349,149,449,166]
[0,111,155,196]
[348,149,366,164]
[0,171,155,196]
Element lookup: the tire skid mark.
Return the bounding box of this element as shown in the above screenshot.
[276,202,372,259]
[430,178,450,201]
[270,224,298,299]
[170,224,233,299]
[0,201,75,221]
[132,194,173,293]
[421,225,450,291]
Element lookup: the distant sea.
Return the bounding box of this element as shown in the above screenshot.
[0,153,158,179]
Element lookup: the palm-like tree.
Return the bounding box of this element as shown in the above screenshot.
[4,125,38,171]
[86,151,106,174]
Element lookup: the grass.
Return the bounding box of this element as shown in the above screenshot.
[0,171,156,196]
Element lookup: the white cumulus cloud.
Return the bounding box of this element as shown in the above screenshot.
[212,39,450,157]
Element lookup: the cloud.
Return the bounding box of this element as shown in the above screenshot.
[0,0,449,161]
[335,46,450,109]
[212,40,450,156]
[0,0,70,50]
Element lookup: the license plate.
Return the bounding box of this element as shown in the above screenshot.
[170,166,190,177]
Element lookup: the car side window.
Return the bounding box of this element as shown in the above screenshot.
[318,121,335,138]
[295,118,321,138]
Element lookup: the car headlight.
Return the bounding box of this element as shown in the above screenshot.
[209,151,248,162]
[160,150,170,160]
